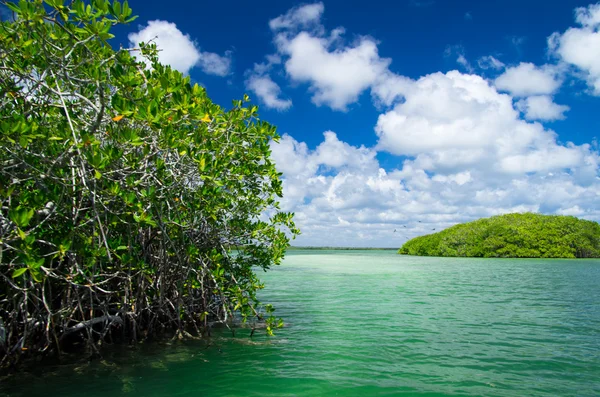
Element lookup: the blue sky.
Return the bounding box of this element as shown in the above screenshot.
[112,0,600,247]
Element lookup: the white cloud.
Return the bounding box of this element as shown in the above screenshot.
[478,55,505,70]
[549,3,600,95]
[196,51,231,77]
[245,55,292,110]
[277,32,391,110]
[432,171,472,185]
[269,70,599,246]
[247,3,399,111]
[272,126,600,247]
[371,72,413,107]
[269,3,324,31]
[557,205,585,216]
[262,3,400,111]
[128,20,231,76]
[516,95,570,121]
[246,75,292,110]
[457,55,474,73]
[374,71,589,175]
[494,62,561,96]
[445,45,474,72]
[256,3,600,247]
[575,3,600,28]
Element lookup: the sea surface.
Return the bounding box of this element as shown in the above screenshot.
[2,250,599,396]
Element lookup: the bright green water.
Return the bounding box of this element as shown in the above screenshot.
[2,250,600,396]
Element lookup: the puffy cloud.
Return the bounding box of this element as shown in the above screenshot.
[272,127,600,247]
[276,32,391,110]
[246,75,292,111]
[256,3,600,247]
[196,51,232,77]
[245,56,292,110]
[432,171,472,185]
[269,3,324,31]
[549,3,600,95]
[246,3,398,111]
[575,2,600,26]
[371,72,413,107]
[270,67,598,247]
[128,20,231,76]
[374,71,590,175]
[516,95,570,121]
[272,131,378,180]
[494,62,561,96]
[128,20,199,74]
[263,3,398,111]
[270,131,379,211]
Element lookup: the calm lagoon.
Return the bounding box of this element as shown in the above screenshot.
[2,250,599,396]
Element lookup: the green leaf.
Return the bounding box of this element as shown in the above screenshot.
[30,269,43,283]
[17,228,26,240]
[31,258,44,269]
[12,268,28,278]
[6,2,21,13]
[9,207,35,228]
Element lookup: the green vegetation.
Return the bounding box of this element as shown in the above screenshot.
[287,247,397,251]
[398,213,600,258]
[0,0,298,369]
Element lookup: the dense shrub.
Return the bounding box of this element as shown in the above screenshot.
[0,0,298,369]
[398,213,600,258]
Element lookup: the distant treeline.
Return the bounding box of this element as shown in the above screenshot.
[288,247,397,251]
[398,213,600,258]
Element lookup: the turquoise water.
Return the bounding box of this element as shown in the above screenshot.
[2,250,599,396]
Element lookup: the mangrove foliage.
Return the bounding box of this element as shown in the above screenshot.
[0,0,299,370]
[398,213,600,258]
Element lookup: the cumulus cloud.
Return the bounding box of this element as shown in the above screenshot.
[246,75,292,110]
[255,3,600,247]
[375,71,588,174]
[270,131,379,211]
[494,62,561,96]
[272,123,599,246]
[269,72,599,247]
[549,3,600,95]
[128,20,231,76]
[254,3,399,111]
[516,95,570,121]
[277,32,391,110]
[371,72,413,107]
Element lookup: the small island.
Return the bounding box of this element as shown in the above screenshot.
[398,213,600,258]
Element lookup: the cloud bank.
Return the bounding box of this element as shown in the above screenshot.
[262,3,600,247]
